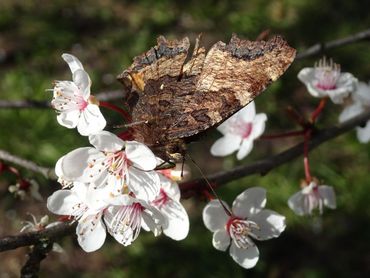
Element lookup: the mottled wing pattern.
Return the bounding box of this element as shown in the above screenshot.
[118,34,296,155]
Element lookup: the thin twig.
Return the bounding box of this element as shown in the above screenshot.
[0,150,55,179]
[180,109,370,197]
[0,110,369,252]
[20,241,53,278]
[296,28,370,59]
[0,90,123,109]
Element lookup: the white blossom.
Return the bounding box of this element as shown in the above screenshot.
[202,187,285,269]
[288,181,336,216]
[51,54,106,136]
[298,57,357,104]
[210,101,267,160]
[55,131,160,201]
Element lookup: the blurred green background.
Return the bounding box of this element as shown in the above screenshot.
[1,0,370,277]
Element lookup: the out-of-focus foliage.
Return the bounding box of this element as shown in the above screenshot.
[1,0,370,277]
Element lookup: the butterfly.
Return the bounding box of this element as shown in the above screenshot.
[117,34,296,162]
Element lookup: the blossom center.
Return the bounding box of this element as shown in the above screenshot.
[230,120,253,139]
[52,81,88,112]
[105,151,130,179]
[152,188,169,208]
[226,216,259,249]
[314,57,340,90]
[109,202,144,245]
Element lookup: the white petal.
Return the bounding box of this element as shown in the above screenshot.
[212,229,230,251]
[73,69,91,98]
[158,173,180,201]
[60,147,105,182]
[77,104,106,136]
[353,81,370,105]
[232,187,266,218]
[141,208,163,237]
[297,68,314,85]
[56,110,80,129]
[202,199,230,232]
[251,113,267,139]
[338,102,364,123]
[318,185,336,209]
[160,199,189,240]
[89,131,124,152]
[62,53,84,73]
[236,139,253,160]
[287,191,306,216]
[55,155,66,179]
[356,120,370,143]
[237,101,256,122]
[210,134,242,157]
[127,168,160,201]
[47,189,80,216]
[327,87,350,104]
[248,209,286,241]
[229,241,259,269]
[126,141,157,170]
[76,214,106,252]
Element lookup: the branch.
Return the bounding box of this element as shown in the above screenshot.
[0,90,123,109]
[180,109,370,197]
[296,28,370,59]
[0,222,76,252]
[20,241,53,278]
[0,150,55,179]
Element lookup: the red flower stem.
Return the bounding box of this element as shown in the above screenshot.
[285,106,311,129]
[259,130,305,140]
[202,190,214,201]
[311,97,328,123]
[303,129,312,183]
[99,101,132,122]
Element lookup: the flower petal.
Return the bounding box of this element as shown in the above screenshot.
[56,110,80,129]
[160,199,189,240]
[238,101,256,122]
[60,147,105,182]
[202,200,230,232]
[89,131,124,152]
[287,191,306,216]
[248,209,286,241]
[353,81,370,105]
[73,69,91,98]
[251,113,267,139]
[62,53,84,74]
[229,241,259,269]
[77,104,106,136]
[76,214,106,252]
[158,173,181,201]
[47,189,81,216]
[212,229,230,251]
[125,141,157,170]
[356,120,370,143]
[338,102,364,123]
[232,187,266,218]
[210,134,242,157]
[141,208,163,237]
[318,185,336,209]
[236,139,253,160]
[127,168,160,201]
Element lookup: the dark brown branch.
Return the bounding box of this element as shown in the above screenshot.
[0,109,369,252]
[0,150,56,179]
[296,28,370,59]
[0,222,76,252]
[180,109,370,198]
[0,90,123,109]
[20,241,53,278]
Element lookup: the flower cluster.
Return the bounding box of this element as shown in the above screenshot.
[47,55,189,252]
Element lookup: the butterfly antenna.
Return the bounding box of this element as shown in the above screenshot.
[186,153,232,216]
[113,120,149,129]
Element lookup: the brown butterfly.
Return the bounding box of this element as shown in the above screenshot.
[117,34,296,162]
